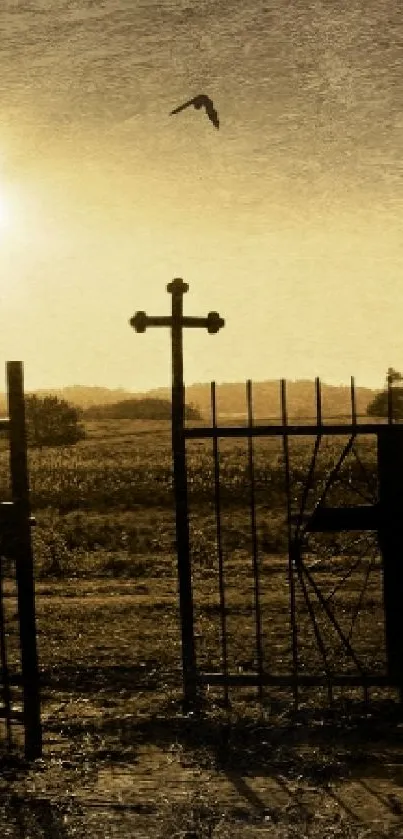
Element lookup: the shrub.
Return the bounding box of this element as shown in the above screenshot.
[25,395,86,448]
[84,397,202,421]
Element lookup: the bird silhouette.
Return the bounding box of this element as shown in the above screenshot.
[170,94,219,129]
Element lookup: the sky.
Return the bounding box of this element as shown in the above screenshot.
[0,0,402,391]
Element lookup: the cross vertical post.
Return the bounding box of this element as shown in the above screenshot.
[130,279,224,703]
[169,279,195,702]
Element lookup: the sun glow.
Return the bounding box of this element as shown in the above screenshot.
[0,190,12,231]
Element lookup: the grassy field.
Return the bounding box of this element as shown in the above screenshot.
[0,418,400,838]
[0,417,388,695]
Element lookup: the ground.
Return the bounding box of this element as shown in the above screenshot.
[0,419,400,836]
[1,577,403,838]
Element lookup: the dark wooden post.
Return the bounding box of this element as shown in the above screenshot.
[377,425,403,690]
[130,280,224,703]
[6,362,42,759]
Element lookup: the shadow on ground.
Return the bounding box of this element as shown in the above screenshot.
[3,666,403,837]
[40,665,403,785]
[40,662,165,694]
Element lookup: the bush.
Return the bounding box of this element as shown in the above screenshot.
[25,394,86,448]
[367,368,403,421]
[84,397,202,421]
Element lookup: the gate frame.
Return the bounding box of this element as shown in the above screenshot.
[0,362,42,759]
[185,379,403,705]
[131,282,403,707]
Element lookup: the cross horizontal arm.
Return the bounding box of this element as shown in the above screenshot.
[130,311,225,334]
[130,314,171,330]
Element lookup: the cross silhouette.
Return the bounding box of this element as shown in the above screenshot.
[130,277,224,436]
[130,277,224,335]
[129,278,225,702]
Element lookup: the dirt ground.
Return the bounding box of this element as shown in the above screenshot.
[1,581,403,838]
[2,702,403,838]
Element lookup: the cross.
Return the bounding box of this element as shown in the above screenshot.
[130,277,224,435]
[130,277,224,335]
[129,275,224,440]
[129,278,225,703]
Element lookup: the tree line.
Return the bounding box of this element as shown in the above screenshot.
[19,370,403,448]
[23,395,201,447]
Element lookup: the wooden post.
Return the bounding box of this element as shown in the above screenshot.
[377,426,403,691]
[130,281,224,703]
[7,362,42,759]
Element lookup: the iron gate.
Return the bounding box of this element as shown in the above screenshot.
[131,281,403,709]
[184,378,403,708]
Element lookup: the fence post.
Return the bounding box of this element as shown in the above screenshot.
[6,362,42,758]
[377,425,403,694]
[167,280,197,703]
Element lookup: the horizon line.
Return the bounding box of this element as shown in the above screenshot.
[7,377,386,393]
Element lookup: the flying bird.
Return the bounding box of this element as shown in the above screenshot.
[170,94,219,129]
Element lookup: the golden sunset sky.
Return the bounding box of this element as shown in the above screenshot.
[1,1,402,391]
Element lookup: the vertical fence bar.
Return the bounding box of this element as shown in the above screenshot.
[315,377,322,427]
[168,284,197,704]
[6,362,42,759]
[350,377,357,427]
[246,380,264,701]
[0,558,12,749]
[377,425,403,700]
[280,379,299,710]
[211,382,229,706]
[387,374,393,425]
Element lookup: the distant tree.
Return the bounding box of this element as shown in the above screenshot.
[386,367,403,386]
[366,369,403,421]
[186,402,202,421]
[25,395,86,448]
[84,398,202,421]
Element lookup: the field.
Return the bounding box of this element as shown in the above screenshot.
[0,419,402,838]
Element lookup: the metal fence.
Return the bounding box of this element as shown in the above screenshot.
[184,377,403,709]
[131,281,403,711]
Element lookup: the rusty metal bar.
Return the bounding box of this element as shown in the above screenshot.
[6,361,42,759]
[0,559,12,749]
[295,435,322,536]
[211,382,228,707]
[300,561,367,675]
[197,673,394,687]
[347,556,375,644]
[324,555,367,606]
[299,435,356,537]
[387,374,393,424]
[246,380,263,701]
[377,426,403,691]
[293,545,333,705]
[351,377,357,426]
[184,423,388,439]
[280,379,299,710]
[315,377,322,426]
[350,445,378,501]
[293,377,324,535]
